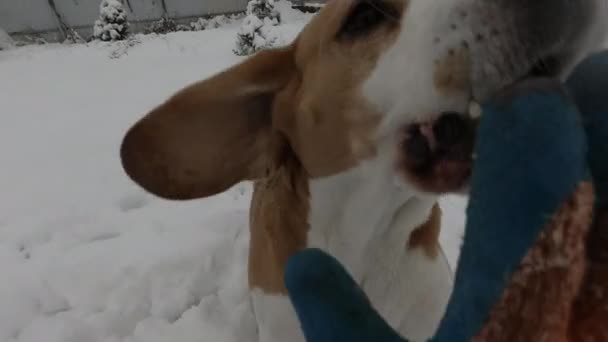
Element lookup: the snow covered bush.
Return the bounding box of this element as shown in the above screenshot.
[191,18,212,31]
[145,17,192,34]
[190,15,236,31]
[247,0,281,23]
[93,0,129,41]
[234,0,282,56]
[291,1,324,13]
[0,27,14,50]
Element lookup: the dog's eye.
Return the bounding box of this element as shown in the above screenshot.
[337,1,397,40]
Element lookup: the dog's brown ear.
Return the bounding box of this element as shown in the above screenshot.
[120,47,295,200]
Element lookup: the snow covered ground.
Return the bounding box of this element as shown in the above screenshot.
[0,4,465,342]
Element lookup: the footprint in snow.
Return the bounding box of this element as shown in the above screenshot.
[117,192,149,212]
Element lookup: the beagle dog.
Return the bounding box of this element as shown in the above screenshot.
[120,0,607,340]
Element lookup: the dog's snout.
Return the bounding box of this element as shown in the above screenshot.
[400,111,475,193]
[507,0,597,52]
[508,0,584,32]
[462,0,606,100]
[404,127,432,169]
[433,112,470,147]
[402,112,475,168]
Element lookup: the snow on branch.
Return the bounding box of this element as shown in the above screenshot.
[93,0,129,41]
[234,0,283,56]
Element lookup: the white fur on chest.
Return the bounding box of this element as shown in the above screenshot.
[307,152,426,280]
[251,156,452,342]
[304,154,453,340]
[251,289,304,342]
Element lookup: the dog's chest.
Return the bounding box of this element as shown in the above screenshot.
[305,174,453,338]
[306,158,427,280]
[251,160,453,342]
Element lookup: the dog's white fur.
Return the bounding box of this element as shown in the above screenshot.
[306,162,451,340]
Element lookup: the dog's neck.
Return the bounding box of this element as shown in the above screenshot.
[248,146,439,294]
[307,152,439,283]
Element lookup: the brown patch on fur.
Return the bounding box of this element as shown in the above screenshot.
[248,138,310,294]
[120,47,295,200]
[434,47,472,95]
[408,204,442,259]
[274,0,402,177]
[474,182,594,342]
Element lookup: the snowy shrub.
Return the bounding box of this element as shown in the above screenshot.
[190,18,211,31]
[234,0,282,56]
[247,0,281,23]
[93,0,129,41]
[145,17,190,34]
[176,24,191,32]
[0,27,14,50]
[145,17,176,34]
[190,15,235,31]
[291,1,324,13]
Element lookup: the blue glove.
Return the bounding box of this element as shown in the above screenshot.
[284,52,608,342]
[433,81,587,341]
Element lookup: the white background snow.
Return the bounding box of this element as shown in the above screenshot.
[0,3,466,341]
[0,28,14,50]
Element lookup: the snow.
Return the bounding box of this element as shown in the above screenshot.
[0,28,14,50]
[0,4,465,342]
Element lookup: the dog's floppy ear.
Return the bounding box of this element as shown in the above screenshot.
[121,47,295,200]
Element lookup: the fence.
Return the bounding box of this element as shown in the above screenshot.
[0,0,249,42]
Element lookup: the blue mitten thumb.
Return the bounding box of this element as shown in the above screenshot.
[285,248,406,342]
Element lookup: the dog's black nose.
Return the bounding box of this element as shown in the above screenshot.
[404,126,432,169]
[434,112,476,163]
[403,112,476,171]
[401,112,476,193]
[433,112,470,147]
